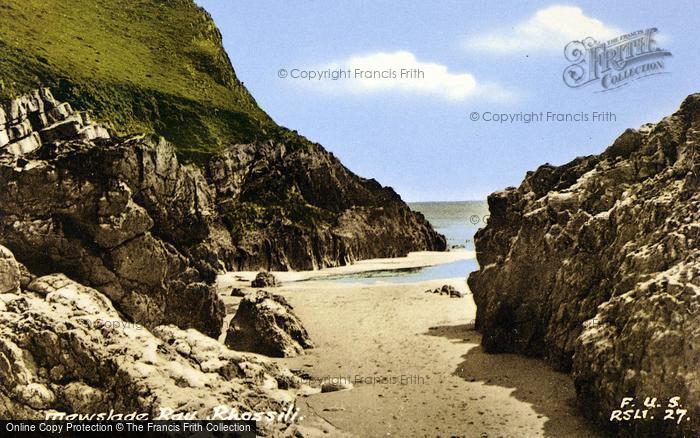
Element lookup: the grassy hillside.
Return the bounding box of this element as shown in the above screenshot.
[0,0,278,157]
[0,0,448,271]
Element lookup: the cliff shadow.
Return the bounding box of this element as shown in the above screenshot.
[425,324,609,438]
[426,323,479,342]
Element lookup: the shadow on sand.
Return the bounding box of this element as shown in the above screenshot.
[425,324,608,438]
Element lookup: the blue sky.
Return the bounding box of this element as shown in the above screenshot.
[197,0,697,201]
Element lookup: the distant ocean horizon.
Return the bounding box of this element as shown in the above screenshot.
[324,200,488,284]
[408,200,489,251]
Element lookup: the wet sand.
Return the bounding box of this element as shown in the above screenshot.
[217,256,602,437]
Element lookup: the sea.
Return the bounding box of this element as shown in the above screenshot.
[326,201,488,284]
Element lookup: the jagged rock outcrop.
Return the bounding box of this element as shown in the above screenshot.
[225,290,314,358]
[0,88,109,156]
[207,141,447,271]
[468,95,700,436]
[0,89,225,337]
[0,245,303,435]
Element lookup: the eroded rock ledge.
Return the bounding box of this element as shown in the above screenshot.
[468,94,699,436]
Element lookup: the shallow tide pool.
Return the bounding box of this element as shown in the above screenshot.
[309,258,478,284]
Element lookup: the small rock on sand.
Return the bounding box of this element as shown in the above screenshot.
[230,287,246,297]
[321,381,353,393]
[425,285,465,298]
[251,271,280,288]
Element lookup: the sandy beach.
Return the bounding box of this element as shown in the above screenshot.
[217,253,602,437]
[219,250,473,284]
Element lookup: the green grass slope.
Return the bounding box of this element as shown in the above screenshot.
[0,0,277,157]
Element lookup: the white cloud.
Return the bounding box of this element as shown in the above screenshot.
[464,5,621,54]
[302,51,513,102]
[337,51,476,100]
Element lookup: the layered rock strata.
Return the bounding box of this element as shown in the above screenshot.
[0,88,108,156]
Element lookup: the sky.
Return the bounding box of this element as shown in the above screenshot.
[196,0,697,201]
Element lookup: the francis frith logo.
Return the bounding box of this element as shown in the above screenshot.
[563,28,672,91]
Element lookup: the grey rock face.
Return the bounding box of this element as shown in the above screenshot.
[0,91,224,337]
[225,290,314,358]
[468,94,700,436]
[0,246,303,434]
[207,141,447,271]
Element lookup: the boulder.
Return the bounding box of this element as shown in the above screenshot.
[252,271,280,288]
[225,290,314,357]
[468,94,700,436]
[0,255,303,431]
[0,246,20,294]
[230,287,246,297]
[448,288,464,298]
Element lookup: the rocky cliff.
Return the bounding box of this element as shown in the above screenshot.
[208,140,446,271]
[0,0,443,430]
[0,87,443,334]
[0,89,225,336]
[0,0,445,274]
[468,95,699,436]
